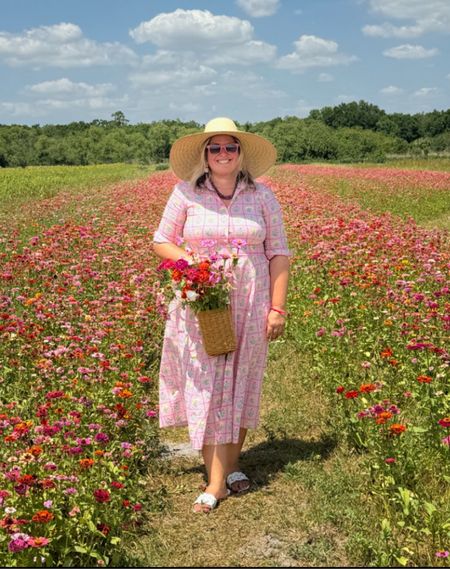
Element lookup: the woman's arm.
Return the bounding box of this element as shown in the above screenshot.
[153,242,191,262]
[269,254,290,309]
[266,254,290,341]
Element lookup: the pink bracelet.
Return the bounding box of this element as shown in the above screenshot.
[270,307,287,316]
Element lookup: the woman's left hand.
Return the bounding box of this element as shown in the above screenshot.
[266,311,286,341]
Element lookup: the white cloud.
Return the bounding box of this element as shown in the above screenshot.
[412,87,439,97]
[364,0,450,37]
[129,65,217,88]
[235,0,280,18]
[130,9,253,48]
[0,94,128,118]
[318,72,334,82]
[380,85,404,94]
[130,9,276,67]
[383,44,438,59]
[277,35,357,72]
[27,78,114,97]
[0,22,138,68]
[336,94,357,103]
[362,23,422,38]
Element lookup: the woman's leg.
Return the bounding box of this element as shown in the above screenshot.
[194,443,230,512]
[226,428,250,492]
[194,429,249,511]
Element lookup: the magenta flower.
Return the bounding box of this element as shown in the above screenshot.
[8,533,31,552]
[435,551,449,558]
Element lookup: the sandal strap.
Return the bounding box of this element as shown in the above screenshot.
[193,492,218,508]
[227,471,249,487]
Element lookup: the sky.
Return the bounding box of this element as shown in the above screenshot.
[0,0,449,125]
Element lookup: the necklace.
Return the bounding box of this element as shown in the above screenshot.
[209,177,238,200]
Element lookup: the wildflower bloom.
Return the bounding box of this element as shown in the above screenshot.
[438,418,450,428]
[435,551,449,558]
[417,375,432,383]
[345,390,359,399]
[29,536,50,548]
[336,386,345,394]
[384,457,396,464]
[93,489,111,503]
[32,510,54,523]
[390,423,407,435]
[359,383,377,393]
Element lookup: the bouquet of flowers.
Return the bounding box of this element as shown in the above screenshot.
[156,239,246,356]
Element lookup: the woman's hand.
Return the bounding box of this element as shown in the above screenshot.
[266,310,286,341]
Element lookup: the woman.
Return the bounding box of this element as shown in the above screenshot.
[153,117,291,513]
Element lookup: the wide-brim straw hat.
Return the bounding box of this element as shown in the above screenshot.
[169,117,277,181]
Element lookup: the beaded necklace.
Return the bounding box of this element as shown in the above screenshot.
[209,177,239,200]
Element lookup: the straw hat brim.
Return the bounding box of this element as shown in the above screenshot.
[169,129,277,181]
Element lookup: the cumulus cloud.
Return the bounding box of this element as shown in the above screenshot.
[130,9,253,48]
[27,78,114,97]
[129,65,217,88]
[383,44,438,59]
[130,9,276,70]
[363,0,450,37]
[277,35,357,72]
[412,87,439,97]
[0,22,138,68]
[235,0,280,18]
[380,85,404,94]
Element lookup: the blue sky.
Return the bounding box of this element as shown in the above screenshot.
[1,0,449,125]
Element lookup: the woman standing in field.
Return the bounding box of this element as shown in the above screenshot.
[153,117,291,513]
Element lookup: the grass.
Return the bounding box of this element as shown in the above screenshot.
[0,163,154,210]
[136,340,376,567]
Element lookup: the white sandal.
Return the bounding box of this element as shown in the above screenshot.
[226,471,250,494]
[193,490,230,513]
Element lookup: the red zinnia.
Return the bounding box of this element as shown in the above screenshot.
[417,375,432,383]
[93,489,111,503]
[438,418,450,428]
[345,390,359,399]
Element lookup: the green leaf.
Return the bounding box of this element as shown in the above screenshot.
[395,556,409,566]
[74,545,88,554]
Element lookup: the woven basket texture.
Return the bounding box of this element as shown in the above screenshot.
[197,306,237,356]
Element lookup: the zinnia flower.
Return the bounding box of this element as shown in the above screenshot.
[93,489,110,503]
[390,423,407,435]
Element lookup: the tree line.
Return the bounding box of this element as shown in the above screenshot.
[1,103,449,168]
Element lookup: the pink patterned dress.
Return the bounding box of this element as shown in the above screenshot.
[153,178,292,450]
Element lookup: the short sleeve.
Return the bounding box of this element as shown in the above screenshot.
[153,183,187,245]
[259,184,293,261]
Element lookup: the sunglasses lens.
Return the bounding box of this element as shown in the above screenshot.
[207,143,240,154]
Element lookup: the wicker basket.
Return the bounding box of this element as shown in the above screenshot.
[197,305,237,356]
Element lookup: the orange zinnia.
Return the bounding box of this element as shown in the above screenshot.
[390,423,407,435]
[32,510,54,523]
[376,411,393,425]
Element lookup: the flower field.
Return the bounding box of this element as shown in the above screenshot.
[0,163,449,566]
[269,165,449,566]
